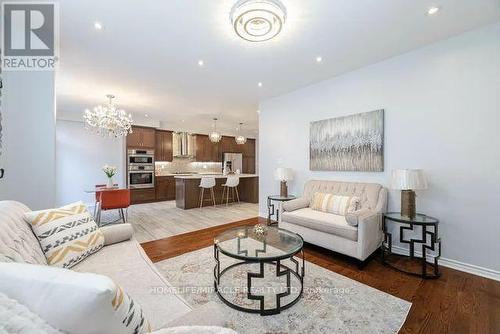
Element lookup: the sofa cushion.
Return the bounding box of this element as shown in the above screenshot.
[72,239,193,330]
[23,201,105,269]
[0,201,47,265]
[281,208,358,241]
[0,262,151,334]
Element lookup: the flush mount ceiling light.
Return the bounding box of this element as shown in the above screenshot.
[84,95,133,138]
[230,0,287,42]
[209,118,222,143]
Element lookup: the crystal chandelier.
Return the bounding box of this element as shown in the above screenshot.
[209,118,222,143]
[230,0,287,42]
[84,94,133,138]
[235,122,247,145]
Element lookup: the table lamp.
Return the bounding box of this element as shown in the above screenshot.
[391,169,428,218]
[274,168,293,197]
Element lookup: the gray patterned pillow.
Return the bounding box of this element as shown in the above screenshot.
[23,201,104,268]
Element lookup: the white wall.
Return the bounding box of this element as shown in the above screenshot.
[55,120,125,206]
[0,71,56,210]
[259,23,500,276]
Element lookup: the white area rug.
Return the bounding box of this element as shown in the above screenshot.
[155,247,411,334]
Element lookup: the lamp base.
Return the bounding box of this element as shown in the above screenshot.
[280,181,288,197]
[401,190,416,218]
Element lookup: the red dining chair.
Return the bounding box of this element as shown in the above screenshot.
[93,184,118,218]
[96,189,130,227]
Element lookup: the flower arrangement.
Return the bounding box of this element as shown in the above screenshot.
[102,165,117,178]
[102,165,117,188]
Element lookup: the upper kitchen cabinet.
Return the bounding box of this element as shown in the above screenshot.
[155,130,173,162]
[219,136,237,155]
[127,126,156,148]
[243,138,256,157]
[195,134,219,162]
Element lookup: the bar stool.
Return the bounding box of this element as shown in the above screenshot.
[221,175,240,206]
[199,177,216,208]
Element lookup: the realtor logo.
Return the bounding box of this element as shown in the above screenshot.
[1,2,59,70]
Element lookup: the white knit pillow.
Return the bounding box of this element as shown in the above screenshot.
[0,292,62,334]
[23,201,104,268]
[0,262,151,334]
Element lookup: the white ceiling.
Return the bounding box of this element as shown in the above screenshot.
[56,0,500,136]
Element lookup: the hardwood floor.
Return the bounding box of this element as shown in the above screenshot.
[141,217,500,334]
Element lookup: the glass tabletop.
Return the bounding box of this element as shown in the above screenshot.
[385,212,439,224]
[215,226,303,260]
[268,195,297,201]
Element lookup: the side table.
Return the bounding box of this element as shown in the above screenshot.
[267,195,296,225]
[381,212,441,279]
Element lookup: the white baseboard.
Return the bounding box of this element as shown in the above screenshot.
[390,245,500,282]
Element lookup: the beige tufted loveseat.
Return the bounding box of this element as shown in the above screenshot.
[280,180,387,265]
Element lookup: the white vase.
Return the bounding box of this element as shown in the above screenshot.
[106,176,113,188]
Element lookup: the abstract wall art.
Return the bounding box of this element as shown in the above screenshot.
[310,109,384,172]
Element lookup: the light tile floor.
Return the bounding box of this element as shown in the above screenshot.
[100,201,259,243]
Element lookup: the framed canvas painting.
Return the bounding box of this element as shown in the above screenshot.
[310,109,384,172]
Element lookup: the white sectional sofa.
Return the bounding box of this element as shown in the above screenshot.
[280,180,387,266]
[0,200,226,332]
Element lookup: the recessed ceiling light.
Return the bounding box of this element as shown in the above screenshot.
[427,6,440,15]
[258,82,263,87]
[94,22,103,30]
[144,114,149,118]
[198,60,204,66]
[256,110,261,114]
[316,56,323,63]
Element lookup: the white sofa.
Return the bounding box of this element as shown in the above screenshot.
[0,200,226,332]
[280,180,387,265]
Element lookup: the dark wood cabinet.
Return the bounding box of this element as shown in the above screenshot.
[127,126,156,149]
[155,176,175,201]
[195,134,220,162]
[155,130,173,162]
[130,188,156,204]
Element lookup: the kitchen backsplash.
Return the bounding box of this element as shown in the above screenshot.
[155,158,222,176]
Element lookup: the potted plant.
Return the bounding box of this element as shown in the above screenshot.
[102,165,117,188]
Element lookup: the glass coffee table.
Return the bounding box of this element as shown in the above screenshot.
[214,225,304,316]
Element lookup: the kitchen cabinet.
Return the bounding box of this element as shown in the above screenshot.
[127,126,156,148]
[155,130,173,162]
[156,176,176,201]
[130,188,156,204]
[195,134,219,162]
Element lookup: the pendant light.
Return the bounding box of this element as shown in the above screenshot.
[209,118,222,143]
[235,122,247,145]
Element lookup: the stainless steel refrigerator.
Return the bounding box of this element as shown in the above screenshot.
[223,153,243,173]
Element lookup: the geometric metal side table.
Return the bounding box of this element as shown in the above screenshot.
[381,212,441,279]
[267,195,296,225]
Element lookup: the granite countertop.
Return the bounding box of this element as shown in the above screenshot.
[173,173,258,179]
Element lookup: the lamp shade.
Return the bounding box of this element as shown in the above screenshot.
[274,168,293,182]
[391,169,428,190]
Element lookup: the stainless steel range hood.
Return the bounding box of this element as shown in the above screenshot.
[173,132,195,157]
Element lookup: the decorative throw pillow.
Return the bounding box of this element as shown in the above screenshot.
[0,292,63,334]
[0,262,151,334]
[23,201,104,268]
[310,192,360,216]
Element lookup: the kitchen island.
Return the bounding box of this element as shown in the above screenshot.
[175,174,259,209]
